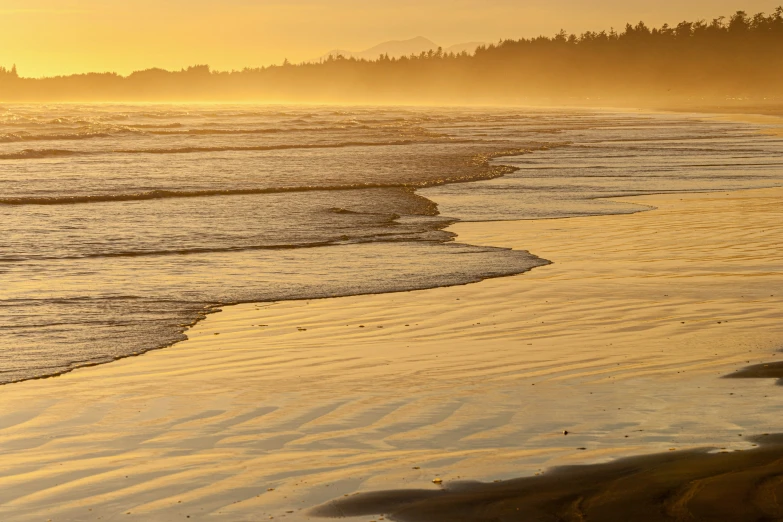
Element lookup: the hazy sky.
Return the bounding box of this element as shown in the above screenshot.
[1,0,779,77]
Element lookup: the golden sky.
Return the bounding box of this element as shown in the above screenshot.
[1,0,778,77]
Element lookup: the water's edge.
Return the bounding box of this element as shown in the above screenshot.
[5,113,779,387]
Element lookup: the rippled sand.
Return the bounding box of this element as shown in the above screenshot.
[1,188,782,521]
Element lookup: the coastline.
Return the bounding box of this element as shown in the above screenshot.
[0,142,554,387]
[1,186,782,521]
[655,105,783,138]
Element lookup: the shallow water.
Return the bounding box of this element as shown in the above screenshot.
[1,105,782,384]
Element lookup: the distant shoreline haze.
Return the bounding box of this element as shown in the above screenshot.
[2,9,782,103]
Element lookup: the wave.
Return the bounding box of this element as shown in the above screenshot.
[0,184,420,205]
[0,139,456,161]
[1,124,418,141]
[112,138,474,155]
[145,125,372,135]
[136,112,196,119]
[1,240,340,261]
[148,128,288,135]
[0,149,78,160]
[0,131,119,143]
[47,118,92,125]
[1,229,450,262]
[124,123,183,129]
[0,145,562,205]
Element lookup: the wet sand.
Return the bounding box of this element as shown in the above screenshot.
[660,104,783,136]
[313,433,783,521]
[1,188,782,521]
[315,364,783,521]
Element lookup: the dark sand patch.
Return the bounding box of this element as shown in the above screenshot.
[311,435,783,521]
[313,360,783,521]
[726,361,783,386]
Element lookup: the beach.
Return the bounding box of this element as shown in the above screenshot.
[4,1,783,518]
[1,185,781,521]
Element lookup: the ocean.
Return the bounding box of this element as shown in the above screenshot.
[1,105,781,385]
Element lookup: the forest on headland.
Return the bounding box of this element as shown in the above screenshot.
[2,9,783,105]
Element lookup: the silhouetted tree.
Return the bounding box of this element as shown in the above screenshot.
[2,9,783,103]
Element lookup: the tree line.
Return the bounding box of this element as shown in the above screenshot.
[1,9,782,104]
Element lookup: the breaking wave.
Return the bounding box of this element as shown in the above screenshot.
[0,149,78,160]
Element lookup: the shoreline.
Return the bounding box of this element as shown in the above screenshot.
[0,143,552,386]
[1,186,782,520]
[6,107,781,386]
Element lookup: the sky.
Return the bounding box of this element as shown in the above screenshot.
[1,0,779,77]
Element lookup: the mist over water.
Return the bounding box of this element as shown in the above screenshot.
[1,105,782,384]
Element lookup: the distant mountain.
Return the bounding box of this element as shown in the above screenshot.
[316,37,484,62]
